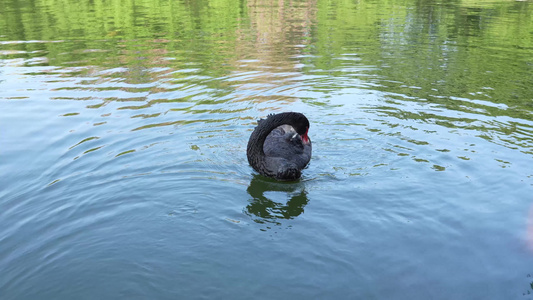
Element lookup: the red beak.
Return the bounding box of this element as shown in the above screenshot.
[301,128,310,144]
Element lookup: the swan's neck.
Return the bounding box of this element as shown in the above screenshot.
[246,113,294,167]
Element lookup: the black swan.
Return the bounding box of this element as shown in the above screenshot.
[247,112,312,181]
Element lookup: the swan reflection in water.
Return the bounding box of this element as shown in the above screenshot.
[245,175,309,225]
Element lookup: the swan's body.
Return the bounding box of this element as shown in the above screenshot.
[247,112,312,181]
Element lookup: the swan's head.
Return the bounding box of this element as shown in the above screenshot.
[290,113,310,145]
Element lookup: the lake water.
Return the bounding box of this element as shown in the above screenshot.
[1,0,533,298]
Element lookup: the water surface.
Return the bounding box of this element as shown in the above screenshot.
[1,0,533,299]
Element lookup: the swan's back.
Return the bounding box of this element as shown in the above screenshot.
[263,125,311,171]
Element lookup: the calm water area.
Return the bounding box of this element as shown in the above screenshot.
[1,0,533,298]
